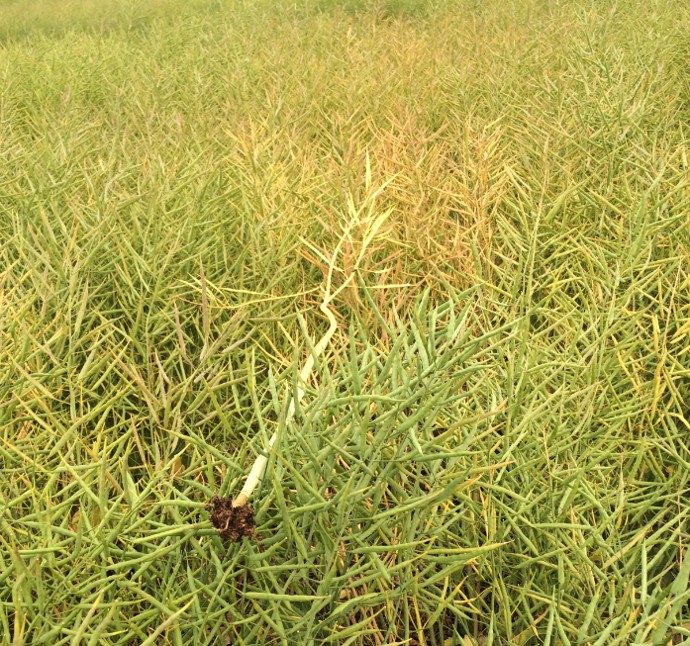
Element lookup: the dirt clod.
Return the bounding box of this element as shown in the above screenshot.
[206,497,255,542]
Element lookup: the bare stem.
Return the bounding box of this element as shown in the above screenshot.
[232,241,352,507]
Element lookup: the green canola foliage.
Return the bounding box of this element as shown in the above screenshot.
[1,0,689,643]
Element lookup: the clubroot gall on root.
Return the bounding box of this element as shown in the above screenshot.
[205,497,255,542]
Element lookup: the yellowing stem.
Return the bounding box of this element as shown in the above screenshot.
[232,287,340,507]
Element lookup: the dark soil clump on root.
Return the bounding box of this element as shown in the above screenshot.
[206,497,255,542]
